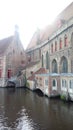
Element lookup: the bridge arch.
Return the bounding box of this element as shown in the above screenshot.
[33,88,44,96]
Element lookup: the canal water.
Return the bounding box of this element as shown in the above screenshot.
[0,88,73,130]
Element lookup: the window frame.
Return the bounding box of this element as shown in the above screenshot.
[52,79,57,90]
[59,38,62,49]
[64,35,68,47]
[55,41,57,51]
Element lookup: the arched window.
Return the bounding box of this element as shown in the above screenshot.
[0,59,2,64]
[53,79,56,86]
[60,56,68,73]
[0,69,2,78]
[52,59,58,73]
[59,38,62,49]
[55,41,57,51]
[71,33,73,47]
[52,79,57,90]
[42,55,44,67]
[64,35,68,46]
[69,80,73,89]
[62,79,67,88]
[7,69,11,78]
[51,44,53,53]
[46,51,49,69]
[71,33,73,72]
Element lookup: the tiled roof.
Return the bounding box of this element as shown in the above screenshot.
[26,2,73,50]
[57,2,73,21]
[25,61,40,68]
[28,68,47,81]
[35,67,47,74]
[0,36,13,55]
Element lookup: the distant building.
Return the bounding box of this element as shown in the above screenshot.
[0,27,26,87]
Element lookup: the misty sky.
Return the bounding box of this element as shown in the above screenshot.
[0,0,72,49]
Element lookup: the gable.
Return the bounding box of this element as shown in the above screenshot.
[0,36,13,55]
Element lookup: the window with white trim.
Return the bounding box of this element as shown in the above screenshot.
[69,80,73,89]
[45,79,48,86]
[52,79,57,90]
[62,79,67,88]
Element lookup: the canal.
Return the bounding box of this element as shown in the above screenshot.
[0,88,73,130]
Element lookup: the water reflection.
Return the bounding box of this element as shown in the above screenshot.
[0,89,73,130]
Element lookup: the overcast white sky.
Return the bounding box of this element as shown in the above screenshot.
[0,0,73,49]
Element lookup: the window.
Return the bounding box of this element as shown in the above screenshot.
[51,44,53,53]
[28,55,31,62]
[8,70,11,78]
[0,60,2,64]
[59,38,62,49]
[64,35,68,47]
[21,60,25,64]
[53,79,56,87]
[40,77,42,80]
[60,56,68,73]
[46,51,49,69]
[45,79,48,85]
[69,80,73,89]
[52,79,57,90]
[21,52,23,55]
[13,49,15,53]
[55,41,57,51]
[52,59,57,73]
[62,79,67,88]
[42,55,44,67]
[0,69,2,78]
[71,33,73,47]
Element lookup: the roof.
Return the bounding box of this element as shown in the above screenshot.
[36,73,73,77]
[0,36,13,55]
[36,73,60,77]
[25,61,40,68]
[28,68,47,81]
[26,2,73,50]
[35,67,47,74]
[27,25,57,50]
[57,2,73,21]
[60,73,73,77]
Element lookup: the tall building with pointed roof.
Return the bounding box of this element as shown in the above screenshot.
[0,28,26,87]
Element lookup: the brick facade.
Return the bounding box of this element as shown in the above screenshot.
[0,33,25,87]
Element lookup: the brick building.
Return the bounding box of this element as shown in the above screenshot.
[0,28,26,87]
[26,2,73,75]
[25,2,73,98]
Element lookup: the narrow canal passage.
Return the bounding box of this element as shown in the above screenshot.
[0,88,73,130]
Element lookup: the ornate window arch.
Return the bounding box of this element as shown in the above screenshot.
[60,56,68,73]
[52,59,58,73]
